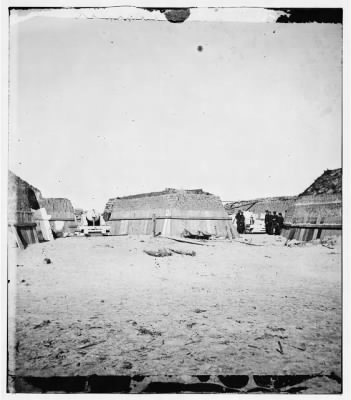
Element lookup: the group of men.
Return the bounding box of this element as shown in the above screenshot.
[234,209,285,235]
[264,210,284,235]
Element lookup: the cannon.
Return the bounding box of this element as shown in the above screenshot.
[79,209,110,236]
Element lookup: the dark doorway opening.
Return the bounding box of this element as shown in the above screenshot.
[27,188,40,210]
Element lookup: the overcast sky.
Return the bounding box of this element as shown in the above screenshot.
[9,9,342,210]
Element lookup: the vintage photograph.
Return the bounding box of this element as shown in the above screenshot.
[5,6,343,394]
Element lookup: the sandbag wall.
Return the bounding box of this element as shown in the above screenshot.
[8,171,42,247]
[281,193,342,241]
[108,190,236,238]
[39,198,77,235]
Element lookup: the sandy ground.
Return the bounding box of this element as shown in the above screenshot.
[7,233,341,391]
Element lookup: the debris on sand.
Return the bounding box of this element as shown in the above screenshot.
[182,229,212,240]
[43,258,52,264]
[276,341,284,354]
[169,248,196,256]
[144,247,196,257]
[287,343,306,352]
[78,340,106,350]
[285,239,305,247]
[267,325,286,332]
[144,248,173,257]
[42,339,55,348]
[33,320,51,329]
[137,326,162,337]
[122,361,133,369]
[162,236,212,246]
[285,238,338,248]
[321,237,339,249]
[236,239,263,247]
[255,332,288,340]
[194,308,207,314]
[74,327,82,336]
[55,349,67,359]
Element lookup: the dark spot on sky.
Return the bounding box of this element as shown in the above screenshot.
[273,30,276,34]
[144,8,191,23]
[110,41,114,44]
[197,45,203,52]
[164,8,191,23]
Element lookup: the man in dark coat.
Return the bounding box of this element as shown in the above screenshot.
[239,211,246,234]
[266,210,274,234]
[264,210,270,234]
[277,213,284,235]
[235,210,245,234]
[235,211,241,233]
[268,211,274,235]
[272,211,279,235]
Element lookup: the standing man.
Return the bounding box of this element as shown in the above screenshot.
[272,211,279,235]
[239,211,246,234]
[277,213,284,235]
[267,211,274,235]
[235,210,241,233]
[236,210,245,234]
[264,210,270,234]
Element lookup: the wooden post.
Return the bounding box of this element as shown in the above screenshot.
[152,214,156,237]
[225,224,232,240]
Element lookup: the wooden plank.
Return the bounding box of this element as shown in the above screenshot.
[10,226,25,250]
[14,223,37,228]
[284,223,342,229]
[161,236,213,246]
[236,240,263,247]
[306,228,314,241]
[19,228,29,247]
[109,216,232,221]
[312,228,319,240]
[46,218,76,222]
[32,227,39,243]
